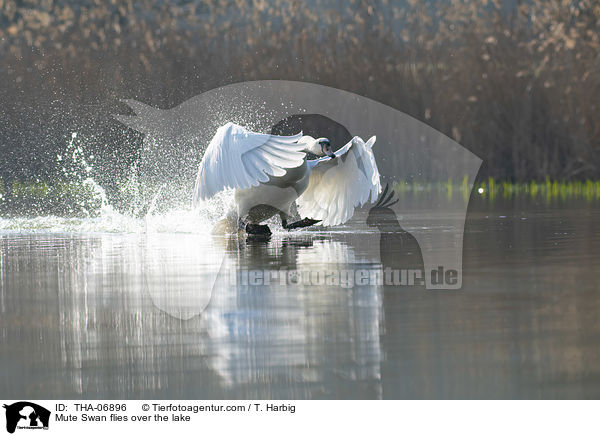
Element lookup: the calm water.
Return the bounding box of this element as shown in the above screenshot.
[1,198,599,399]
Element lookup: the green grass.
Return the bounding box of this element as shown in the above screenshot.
[1,176,599,217]
[0,179,104,217]
[393,177,600,203]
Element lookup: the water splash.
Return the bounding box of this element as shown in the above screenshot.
[0,132,233,234]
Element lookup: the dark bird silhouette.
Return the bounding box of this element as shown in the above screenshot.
[367,184,424,278]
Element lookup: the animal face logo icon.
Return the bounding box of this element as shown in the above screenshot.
[3,402,50,434]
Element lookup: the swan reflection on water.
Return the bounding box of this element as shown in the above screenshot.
[0,229,386,398]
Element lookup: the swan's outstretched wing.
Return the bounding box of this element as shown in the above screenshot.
[193,122,305,205]
[297,136,381,226]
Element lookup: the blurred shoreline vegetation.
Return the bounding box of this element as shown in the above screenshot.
[1,0,599,195]
[394,176,600,203]
[1,176,599,218]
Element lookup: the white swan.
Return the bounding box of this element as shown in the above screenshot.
[193,122,381,235]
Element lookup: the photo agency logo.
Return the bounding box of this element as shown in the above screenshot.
[114,80,482,319]
[2,402,50,433]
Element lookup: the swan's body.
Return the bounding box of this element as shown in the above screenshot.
[234,159,311,224]
[193,122,381,234]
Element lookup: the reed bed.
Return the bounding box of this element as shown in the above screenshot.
[1,0,599,186]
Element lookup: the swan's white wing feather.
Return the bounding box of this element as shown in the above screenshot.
[193,122,305,204]
[297,136,381,226]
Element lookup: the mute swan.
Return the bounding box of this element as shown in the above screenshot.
[193,122,381,235]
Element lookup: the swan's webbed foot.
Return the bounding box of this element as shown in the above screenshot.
[245,223,272,236]
[282,217,321,230]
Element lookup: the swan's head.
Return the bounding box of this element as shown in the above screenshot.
[305,137,335,158]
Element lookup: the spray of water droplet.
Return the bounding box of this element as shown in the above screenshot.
[0,131,231,234]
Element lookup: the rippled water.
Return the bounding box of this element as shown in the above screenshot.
[1,197,599,399]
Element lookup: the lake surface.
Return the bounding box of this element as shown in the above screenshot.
[1,196,599,399]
